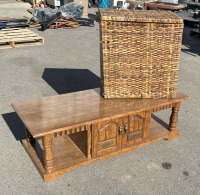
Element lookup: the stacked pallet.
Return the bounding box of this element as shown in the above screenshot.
[0,28,44,49]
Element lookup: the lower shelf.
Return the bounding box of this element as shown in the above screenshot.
[22,117,179,182]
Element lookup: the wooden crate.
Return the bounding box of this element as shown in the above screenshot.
[99,9,183,99]
[0,28,44,49]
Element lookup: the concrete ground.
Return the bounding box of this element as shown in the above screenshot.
[0,2,200,195]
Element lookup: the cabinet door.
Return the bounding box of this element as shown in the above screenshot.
[92,117,122,158]
[121,111,151,148]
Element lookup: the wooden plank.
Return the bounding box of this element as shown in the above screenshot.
[0,31,41,38]
[0,37,43,43]
[0,40,44,49]
[0,32,40,36]
[0,37,42,42]
[0,34,38,38]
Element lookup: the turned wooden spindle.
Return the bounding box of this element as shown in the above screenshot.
[42,134,54,173]
[25,128,35,143]
[168,102,181,132]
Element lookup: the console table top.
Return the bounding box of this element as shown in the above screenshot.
[12,89,189,138]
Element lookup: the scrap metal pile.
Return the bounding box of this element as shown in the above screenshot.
[0,2,94,31]
[0,19,29,30]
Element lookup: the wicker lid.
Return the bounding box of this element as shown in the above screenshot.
[100,9,183,24]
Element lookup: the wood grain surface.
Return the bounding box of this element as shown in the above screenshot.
[12,89,189,138]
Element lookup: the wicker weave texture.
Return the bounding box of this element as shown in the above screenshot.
[100,10,183,99]
[100,9,183,23]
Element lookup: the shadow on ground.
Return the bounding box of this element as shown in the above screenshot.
[151,114,169,129]
[2,112,26,141]
[182,27,200,56]
[42,68,100,94]
[88,12,99,22]
[2,68,100,141]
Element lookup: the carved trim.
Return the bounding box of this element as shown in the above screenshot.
[52,125,89,138]
[129,115,144,122]
[151,103,176,113]
[98,122,118,132]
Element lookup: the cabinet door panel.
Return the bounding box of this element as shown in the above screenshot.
[127,113,145,146]
[92,118,121,158]
[122,111,151,147]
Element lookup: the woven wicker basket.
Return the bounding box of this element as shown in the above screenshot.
[99,9,183,99]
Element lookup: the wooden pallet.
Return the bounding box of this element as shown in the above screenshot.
[0,28,44,49]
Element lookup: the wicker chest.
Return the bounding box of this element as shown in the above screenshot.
[99,9,183,99]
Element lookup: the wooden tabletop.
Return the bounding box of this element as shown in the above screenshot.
[12,89,189,138]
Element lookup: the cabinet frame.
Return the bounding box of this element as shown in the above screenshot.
[92,111,151,158]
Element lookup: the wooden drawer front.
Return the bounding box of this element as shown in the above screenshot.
[92,118,121,158]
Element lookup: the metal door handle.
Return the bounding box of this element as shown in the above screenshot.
[118,125,122,134]
[124,124,128,132]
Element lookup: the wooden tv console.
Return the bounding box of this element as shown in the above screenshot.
[12,89,189,182]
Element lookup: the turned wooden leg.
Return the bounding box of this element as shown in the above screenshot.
[168,102,181,132]
[25,127,35,143]
[42,134,54,173]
